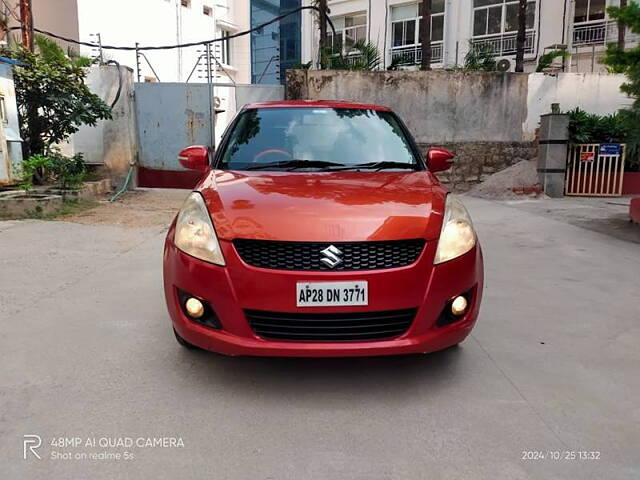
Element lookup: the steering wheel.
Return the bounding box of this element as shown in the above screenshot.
[253,149,292,163]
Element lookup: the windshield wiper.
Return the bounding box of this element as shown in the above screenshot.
[245,160,346,171]
[326,161,419,171]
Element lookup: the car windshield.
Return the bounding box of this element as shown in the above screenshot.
[218,107,420,171]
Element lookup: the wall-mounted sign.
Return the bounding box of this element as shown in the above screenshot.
[599,143,622,155]
[580,152,595,162]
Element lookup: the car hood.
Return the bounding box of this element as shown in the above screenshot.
[198,170,446,242]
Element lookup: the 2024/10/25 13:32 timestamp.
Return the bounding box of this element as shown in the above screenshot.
[522,451,601,461]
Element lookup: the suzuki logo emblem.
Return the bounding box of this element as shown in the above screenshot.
[320,245,343,268]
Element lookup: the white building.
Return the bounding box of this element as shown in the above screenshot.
[8,0,322,85]
[5,1,638,81]
[83,0,247,84]
[314,0,637,73]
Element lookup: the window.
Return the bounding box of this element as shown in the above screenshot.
[327,14,367,53]
[391,1,445,48]
[473,0,535,37]
[0,96,6,124]
[180,0,190,8]
[219,108,418,170]
[574,0,606,24]
[203,5,212,16]
[215,28,231,65]
[250,0,301,85]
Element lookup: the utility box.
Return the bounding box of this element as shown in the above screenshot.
[537,112,569,198]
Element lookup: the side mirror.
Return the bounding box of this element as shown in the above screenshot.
[178,146,210,171]
[427,147,454,173]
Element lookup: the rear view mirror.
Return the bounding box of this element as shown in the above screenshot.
[178,146,210,171]
[427,147,454,173]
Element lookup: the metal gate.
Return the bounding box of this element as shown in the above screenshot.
[135,82,283,188]
[565,143,626,196]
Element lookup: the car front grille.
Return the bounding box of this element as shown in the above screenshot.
[233,239,425,271]
[245,308,417,342]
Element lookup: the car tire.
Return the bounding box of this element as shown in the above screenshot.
[173,328,199,350]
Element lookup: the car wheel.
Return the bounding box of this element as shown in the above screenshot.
[173,328,199,350]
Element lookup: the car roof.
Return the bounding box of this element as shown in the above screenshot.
[243,99,392,112]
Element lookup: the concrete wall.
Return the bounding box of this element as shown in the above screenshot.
[66,65,137,175]
[288,70,530,143]
[525,73,631,139]
[288,70,630,142]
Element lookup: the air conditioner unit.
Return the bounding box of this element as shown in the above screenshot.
[497,59,511,72]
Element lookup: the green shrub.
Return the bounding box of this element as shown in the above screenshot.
[567,108,628,144]
[567,108,638,171]
[16,151,86,192]
[49,152,86,190]
[536,50,571,72]
[463,42,498,72]
[16,154,53,192]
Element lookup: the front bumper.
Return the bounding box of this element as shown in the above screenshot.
[163,227,484,357]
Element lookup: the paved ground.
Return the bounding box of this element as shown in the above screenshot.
[501,196,640,245]
[1,190,638,479]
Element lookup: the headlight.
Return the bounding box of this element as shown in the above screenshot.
[434,195,476,265]
[174,192,225,266]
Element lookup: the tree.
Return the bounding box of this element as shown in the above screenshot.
[536,50,570,72]
[3,35,111,157]
[618,0,628,50]
[604,1,640,169]
[317,0,328,56]
[463,42,498,72]
[325,41,381,71]
[419,0,432,71]
[515,0,527,72]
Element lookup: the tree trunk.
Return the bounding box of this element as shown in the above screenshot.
[419,0,432,71]
[318,0,328,54]
[19,0,34,52]
[618,0,628,50]
[515,0,527,72]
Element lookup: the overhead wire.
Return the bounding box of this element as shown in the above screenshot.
[0,0,21,23]
[10,6,335,52]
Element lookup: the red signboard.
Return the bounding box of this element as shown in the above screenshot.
[580,152,595,162]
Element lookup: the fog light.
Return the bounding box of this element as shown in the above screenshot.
[451,296,468,316]
[185,297,205,319]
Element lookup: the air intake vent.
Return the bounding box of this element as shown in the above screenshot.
[246,308,417,342]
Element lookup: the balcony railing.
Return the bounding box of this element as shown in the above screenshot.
[390,42,444,66]
[573,20,640,47]
[573,21,607,46]
[343,53,364,66]
[471,30,536,57]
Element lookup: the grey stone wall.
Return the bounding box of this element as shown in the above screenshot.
[422,141,538,192]
[286,70,530,143]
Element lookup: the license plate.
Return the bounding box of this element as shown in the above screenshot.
[296,281,368,307]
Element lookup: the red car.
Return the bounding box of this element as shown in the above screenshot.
[163,100,483,357]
